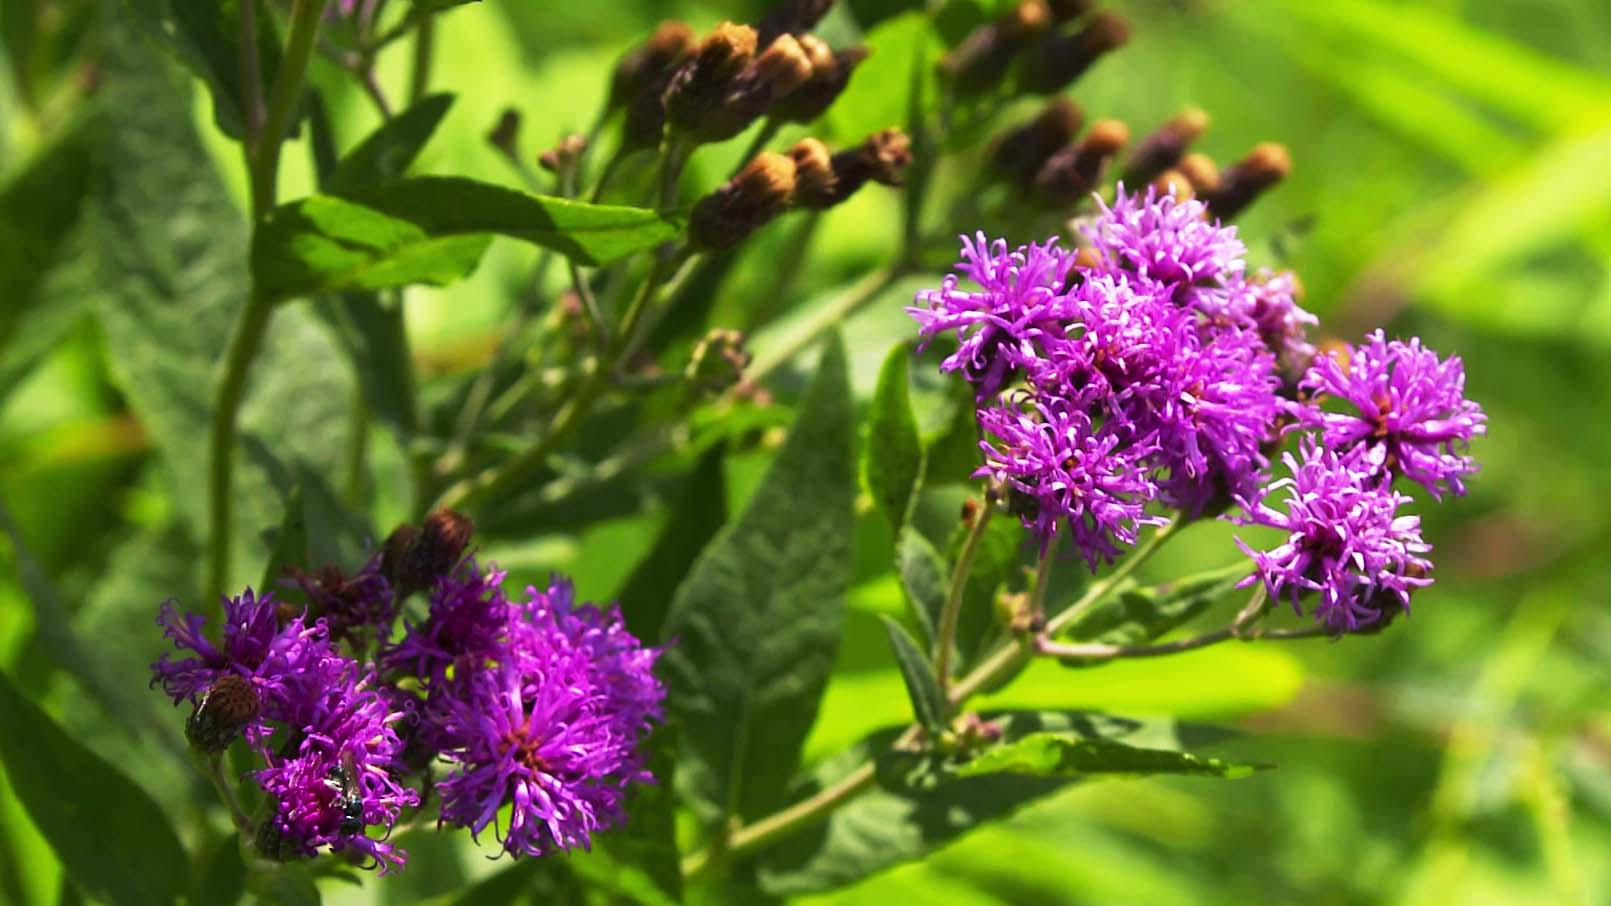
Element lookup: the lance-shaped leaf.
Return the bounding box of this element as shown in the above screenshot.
[328,94,455,194]
[954,732,1267,780]
[662,334,855,825]
[1060,562,1250,652]
[864,343,924,533]
[879,615,947,733]
[251,178,683,300]
[895,527,947,643]
[0,671,188,906]
[616,445,728,641]
[757,711,1236,895]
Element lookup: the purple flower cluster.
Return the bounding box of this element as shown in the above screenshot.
[152,519,664,871]
[911,186,1485,631]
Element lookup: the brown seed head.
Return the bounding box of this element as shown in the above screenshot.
[1019,11,1129,95]
[991,97,1084,189]
[752,34,815,97]
[186,673,262,753]
[610,21,697,110]
[1122,107,1210,185]
[1176,152,1221,193]
[757,0,835,45]
[689,152,798,250]
[665,22,760,133]
[859,127,912,185]
[1203,142,1290,218]
[788,138,839,208]
[1151,168,1193,198]
[772,45,869,123]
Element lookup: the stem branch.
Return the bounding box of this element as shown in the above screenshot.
[249,0,326,219]
[934,500,994,704]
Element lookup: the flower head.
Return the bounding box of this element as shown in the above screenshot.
[291,556,396,643]
[1296,330,1486,498]
[1234,441,1433,632]
[977,395,1161,567]
[1082,185,1246,317]
[1239,270,1317,375]
[909,233,1079,398]
[381,561,512,684]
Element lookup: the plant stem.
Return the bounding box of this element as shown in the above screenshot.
[239,0,265,141]
[934,499,994,705]
[408,13,435,106]
[197,752,251,834]
[1045,517,1182,637]
[249,0,326,220]
[1034,623,1333,660]
[1028,535,1059,623]
[747,264,908,384]
[205,291,276,607]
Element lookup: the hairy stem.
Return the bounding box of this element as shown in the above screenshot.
[934,500,994,705]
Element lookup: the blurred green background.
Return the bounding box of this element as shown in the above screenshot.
[3,0,1610,904]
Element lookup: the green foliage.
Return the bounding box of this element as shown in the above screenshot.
[252,179,683,299]
[662,334,856,825]
[1061,564,1249,649]
[328,94,456,194]
[953,733,1266,780]
[878,615,946,733]
[0,671,187,906]
[863,343,924,535]
[894,527,947,642]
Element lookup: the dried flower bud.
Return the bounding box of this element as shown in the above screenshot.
[383,509,475,594]
[1018,11,1128,95]
[689,151,797,250]
[1122,107,1209,185]
[942,0,1054,95]
[788,138,838,208]
[809,127,912,207]
[665,22,760,133]
[991,97,1083,189]
[772,43,869,124]
[681,33,814,143]
[1033,119,1127,206]
[1151,168,1193,198]
[609,21,697,111]
[757,0,834,45]
[186,673,261,753]
[1202,141,1290,218]
[486,108,522,162]
[685,328,753,395]
[538,133,588,173]
[622,70,673,151]
[1176,151,1221,194]
[1072,245,1102,270]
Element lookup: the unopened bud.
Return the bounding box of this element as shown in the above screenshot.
[609,21,697,111]
[991,97,1083,189]
[1032,119,1127,206]
[1176,151,1221,194]
[538,133,588,173]
[685,328,753,395]
[1122,107,1209,185]
[382,509,474,595]
[186,674,261,753]
[788,138,839,208]
[1019,11,1128,95]
[803,128,911,208]
[684,33,814,142]
[665,22,760,133]
[689,151,797,250]
[942,0,1054,95]
[486,108,522,162]
[1151,168,1193,198]
[1202,142,1290,218]
[757,0,834,45]
[772,44,869,124]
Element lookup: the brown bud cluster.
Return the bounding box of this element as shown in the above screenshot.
[757,0,834,46]
[609,21,697,112]
[991,97,1083,190]
[689,151,797,250]
[1032,118,1128,206]
[486,108,522,162]
[382,508,475,596]
[1018,11,1129,95]
[790,129,912,210]
[1122,108,1210,186]
[186,674,261,753]
[1200,142,1291,218]
[942,0,1055,95]
[771,38,868,124]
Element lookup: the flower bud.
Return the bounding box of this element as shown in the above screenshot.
[1018,11,1128,95]
[757,0,834,46]
[1201,142,1290,218]
[609,21,697,112]
[990,97,1083,190]
[538,133,587,174]
[1176,151,1221,194]
[685,328,753,395]
[383,509,475,595]
[486,108,522,163]
[186,673,261,753]
[773,42,868,124]
[665,22,760,134]
[942,0,1054,95]
[1032,118,1127,206]
[1150,168,1193,198]
[788,138,839,208]
[1122,107,1209,186]
[689,151,797,250]
[687,34,815,142]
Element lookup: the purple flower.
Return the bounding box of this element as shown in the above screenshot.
[1234,441,1433,633]
[1239,270,1317,375]
[977,395,1161,567]
[381,561,512,684]
[254,668,418,872]
[291,556,397,643]
[1082,185,1246,317]
[1296,330,1486,498]
[909,233,1079,398]
[435,586,664,858]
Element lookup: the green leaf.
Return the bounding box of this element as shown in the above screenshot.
[661,333,856,825]
[191,836,245,906]
[160,0,286,141]
[826,12,939,142]
[0,671,188,906]
[1062,563,1249,649]
[878,615,947,733]
[895,527,946,643]
[327,94,455,194]
[615,445,728,641]
[567,730,681,906]
[259,485,308,593]
[444,862,542,906]
[252,178,684,300]
[954,733,1267,780]
[757,710,1194,895]
[864,343,924,534]
[312,293,420,440]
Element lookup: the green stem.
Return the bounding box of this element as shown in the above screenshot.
[1045,517,1182,636]
[934,499,994,705]
[408,13,435,106]
[747,263,907,384]
[1027,535,1059,623]
[196,752,251,835]
[238,0,265,140]
[249,0,325,220]
[1034,622,1332,661]
[205,291,276,608]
